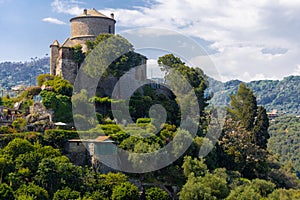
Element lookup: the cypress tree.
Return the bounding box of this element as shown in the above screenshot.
[227,83,257,131]
[253,106,270,149]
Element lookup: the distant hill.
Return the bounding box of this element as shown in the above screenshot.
[0,57,50,90]
[208,75,300,115]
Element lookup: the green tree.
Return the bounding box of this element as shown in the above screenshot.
[227,83,257,131]
[15,144,61,177]
[82,191,107,200]
[251,179,275,197]
[111,182,139,200]
[84,34,139,79]
[40,91,73,123]
[218,83,270,178]
[53,94,73,122]
[180,172,229,200]
[4,138,34,159]
[179,174,214,200]
[0,154,14,184]
[12,118,27,132]
[182,156,208,177]
[52,77,73,97]
[158,54,209,135]
[40,90,56,109]
[0,183,14,200]
[53,187,81,200]
[15,194,35,200]
[34,158,59,195]
[2,94,16,108]
[37,74,55,86]
[16,182,49,200]
[203,174,229,199]
[267,188,300,200]
[226,185,261,200]
[226,178,275,200]
[81,170,128,199]
[253,106,270,149]
[34,156,83,196]
[145,187,169,200]
[217,119,268,178]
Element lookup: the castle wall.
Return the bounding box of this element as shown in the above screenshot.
[53,47,78,84]
[50,45,59,76]
[70,17,115,40]
[61,59,78,85]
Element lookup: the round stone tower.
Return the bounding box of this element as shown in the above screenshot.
[70,8,116,41]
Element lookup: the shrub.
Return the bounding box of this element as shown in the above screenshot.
[145,187,169,200]
[53,187,80,200]
[136,118,152,124]
[111,182,139,200]
[0,183,14,200]
[44,129,78,149]
[37,74,54,87]
[16,183,49,200]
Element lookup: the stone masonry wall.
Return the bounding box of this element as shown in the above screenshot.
[71,17,115,39]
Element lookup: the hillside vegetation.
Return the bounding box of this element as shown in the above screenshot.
[0,57,49,90]
[268,115,300,177]
[209,76,300,115]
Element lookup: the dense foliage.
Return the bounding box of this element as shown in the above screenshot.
[208,75,300,115]
[85,33,145,79]
[268,115,300,177]
[39,75,73,122]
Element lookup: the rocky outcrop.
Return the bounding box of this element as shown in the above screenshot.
[26,102,53,131]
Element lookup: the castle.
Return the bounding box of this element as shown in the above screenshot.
[50,8,147,85]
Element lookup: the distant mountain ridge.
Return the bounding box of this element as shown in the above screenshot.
[208,75,300,115]
[0,57,50,90]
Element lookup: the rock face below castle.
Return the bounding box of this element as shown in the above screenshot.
[50,9,117,85]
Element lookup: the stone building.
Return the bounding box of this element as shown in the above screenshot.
[65,136,119,173]
[50,8,147,85]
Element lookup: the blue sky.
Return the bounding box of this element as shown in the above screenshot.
[0,0,150,62]
[1,0,300,81]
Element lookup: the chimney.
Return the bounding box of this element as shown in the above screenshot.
[111,13,114,19]
[84,9,87,15]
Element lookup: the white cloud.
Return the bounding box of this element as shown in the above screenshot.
[42,17,66,25]
[99,0,300,81]
[293,65,300,76]
[51,0,84,15]
[147,59,164,78]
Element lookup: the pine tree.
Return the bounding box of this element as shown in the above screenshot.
[227,83,257,131]
[218,83,270,178]
[158,54,209,136]
[253,106,270,149]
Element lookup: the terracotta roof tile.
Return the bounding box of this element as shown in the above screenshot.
[95,136,111,142]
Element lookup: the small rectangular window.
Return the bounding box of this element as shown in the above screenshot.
[109,25,112,33]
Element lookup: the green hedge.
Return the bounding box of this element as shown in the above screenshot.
[0,132,42,148]
[136,118,152,124]
[43,129,107,149]
[44,129,79,149]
